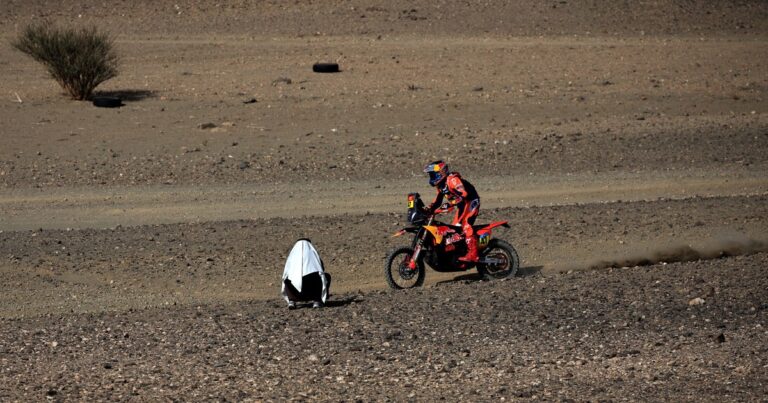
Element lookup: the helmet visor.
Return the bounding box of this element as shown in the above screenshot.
[428,171,444,186]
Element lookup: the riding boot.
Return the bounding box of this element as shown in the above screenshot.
[458,237,479,262]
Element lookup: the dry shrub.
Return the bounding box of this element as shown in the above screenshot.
[12,23,119,100]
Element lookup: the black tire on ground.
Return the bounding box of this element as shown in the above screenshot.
[384,247,425,290]
[476,239,520,280]
[312,62,340,73]
[92,96,122,108]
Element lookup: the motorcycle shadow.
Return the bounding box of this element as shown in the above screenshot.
[434,265,542,286]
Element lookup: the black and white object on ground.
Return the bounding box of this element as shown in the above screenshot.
[281,239,331,308]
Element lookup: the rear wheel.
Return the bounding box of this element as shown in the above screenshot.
[384,247,425,289]
[477,239,519,280]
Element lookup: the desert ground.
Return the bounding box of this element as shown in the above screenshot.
[1,0,767,401]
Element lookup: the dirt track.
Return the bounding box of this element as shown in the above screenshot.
[1,0,768,401]
[2,169,767,231]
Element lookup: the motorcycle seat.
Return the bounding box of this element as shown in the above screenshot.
[448,223,495,233]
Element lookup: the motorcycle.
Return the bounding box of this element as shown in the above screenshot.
[385,192,520,289]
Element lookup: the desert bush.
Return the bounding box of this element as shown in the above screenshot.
[12,23,119,100]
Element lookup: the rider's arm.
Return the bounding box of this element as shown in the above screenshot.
[447,176,467,204]
[426,189,444,213]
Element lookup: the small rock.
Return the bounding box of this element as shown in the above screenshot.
[716,333,726,343]
[272,77,292,86]
[198,123,216,130]
[243,98,257,104]
[238,161,251,170]
[688,297,705,306]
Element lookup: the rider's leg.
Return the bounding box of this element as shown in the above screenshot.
[458,200,480,262]
[451,204,461,226]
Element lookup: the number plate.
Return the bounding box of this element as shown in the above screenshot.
[479,234,490,247]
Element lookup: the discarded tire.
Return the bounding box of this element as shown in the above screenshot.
[92,96,122,108]
[312,63,339,73]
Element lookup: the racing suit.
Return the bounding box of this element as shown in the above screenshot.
[427,172,481,262]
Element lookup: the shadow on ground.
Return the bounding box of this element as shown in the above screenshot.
[325,295,364,308]
[435,265,542,286]
[280,295,363,310]
[94,89,155,101]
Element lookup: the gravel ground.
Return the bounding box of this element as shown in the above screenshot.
[1,1,767,401]
[1,253,766,401]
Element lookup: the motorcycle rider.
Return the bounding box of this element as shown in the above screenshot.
[423,160,481,263]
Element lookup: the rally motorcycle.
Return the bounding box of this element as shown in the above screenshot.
[385,193,520,289]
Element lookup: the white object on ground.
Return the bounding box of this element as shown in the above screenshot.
[281,239,328,303]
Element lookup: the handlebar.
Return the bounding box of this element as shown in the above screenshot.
[430,203,454,216]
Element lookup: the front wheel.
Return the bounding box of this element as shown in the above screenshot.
[477,239,520,280]
[384,247,425,289]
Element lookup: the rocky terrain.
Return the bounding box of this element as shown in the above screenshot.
[1,253,766,401]
[1,0,767,401]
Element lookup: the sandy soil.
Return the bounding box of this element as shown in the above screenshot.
[1,0,767,401]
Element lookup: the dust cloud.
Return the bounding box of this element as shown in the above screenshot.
[586,233,768,271]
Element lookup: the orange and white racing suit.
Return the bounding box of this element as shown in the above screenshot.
[427,172,481,261]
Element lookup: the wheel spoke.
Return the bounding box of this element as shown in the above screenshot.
[385,247,425,289]
[477,240,519,280]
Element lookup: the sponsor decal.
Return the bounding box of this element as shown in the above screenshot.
[445,233,463,245]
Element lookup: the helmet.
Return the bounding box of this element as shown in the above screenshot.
[423,160,449,186]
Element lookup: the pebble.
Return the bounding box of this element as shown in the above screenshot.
[715,333,726,343]
[688,297,705,306]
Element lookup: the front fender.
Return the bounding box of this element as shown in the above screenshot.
[391,226,420,237]
[423,225,443,245]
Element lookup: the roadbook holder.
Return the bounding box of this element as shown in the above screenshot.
[407,193,428,225]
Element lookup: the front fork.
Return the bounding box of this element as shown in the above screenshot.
[408,242,423,269]
[407,217,433,270]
